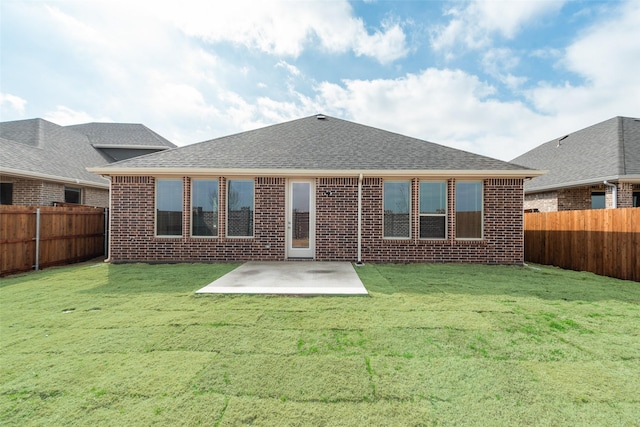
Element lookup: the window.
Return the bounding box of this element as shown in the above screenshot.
[383,181,410,238]
[156,179,183,236]
[192,179,219,236]
[0,183,13,205]
[633,192,639,208]
[591,192,605,209]
[64,186,82,204]
[456,181,482,239]
[420,181,447,239]
[227,179,254,237]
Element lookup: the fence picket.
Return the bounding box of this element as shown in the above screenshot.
[1,205,106,276]
[525,208,639,281]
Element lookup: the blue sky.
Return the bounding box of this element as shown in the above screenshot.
[1,0,638,160]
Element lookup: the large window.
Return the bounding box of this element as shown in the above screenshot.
[0,183,13,205]
[420,181,447,239]
[456,181,482,239]
[156,179,183,236]
[383,181,410,238]
[227,179,254,237]
[192,179,219,236]
[591,192,605,209]
[64,186,82,204]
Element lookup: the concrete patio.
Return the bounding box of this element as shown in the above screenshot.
[196,261,368,295]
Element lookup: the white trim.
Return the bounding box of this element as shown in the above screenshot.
[418,180,448,240]
[88,166,545,179]
[3,167,109,189]
[190,178,220,238]
[382,180,411,239]
[226,178,255,238]
[155,178,184,238]
[286,179,315,259]
[455,180,484,240]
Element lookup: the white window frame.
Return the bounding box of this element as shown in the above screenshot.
[383,180,411,239]
[419,180,447,240]
[455,180,484,240]
[191,178,219,238]
[226,178,255,238]
[155,178,183,237]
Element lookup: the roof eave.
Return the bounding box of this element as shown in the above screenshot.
[525,174,640,193]
[92,144,172,150]
[87,166,545,179]
[2,167,110,189]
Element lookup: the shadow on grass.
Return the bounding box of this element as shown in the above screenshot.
[356,263,640,303]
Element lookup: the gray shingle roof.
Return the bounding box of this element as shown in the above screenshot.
[66,123,176,148]
[1,118,110,186]
[1,118,176,187]
[99,115,535,173]
[511,116,640,192]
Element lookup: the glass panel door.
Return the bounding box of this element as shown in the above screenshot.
[288,180,314,258]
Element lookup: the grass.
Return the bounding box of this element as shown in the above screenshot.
[1,261,639,426]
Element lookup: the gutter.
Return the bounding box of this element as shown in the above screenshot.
[356,173,364,266]
[2,167,109,189]
[603,180,617,208]
[104,176,112,262]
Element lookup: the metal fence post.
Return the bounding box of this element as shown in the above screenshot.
[34,208,40,271]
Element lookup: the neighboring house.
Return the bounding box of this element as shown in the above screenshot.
[89,114,543,264]
[0,118,175,207]
[512,116,640,212]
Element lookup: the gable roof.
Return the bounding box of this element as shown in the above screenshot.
[512,116,640,193]
[66,123,176,150]
[1,118,176,188]
[1,118,110,187]
[90,114,541,178]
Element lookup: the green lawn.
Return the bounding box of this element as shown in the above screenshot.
[1,262,639,426]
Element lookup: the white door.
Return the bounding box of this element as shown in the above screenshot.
[287,180,315,258]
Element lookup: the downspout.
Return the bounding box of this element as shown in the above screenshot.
[356,173,364,266]
[104,176,112,262]
[603,180,617,208]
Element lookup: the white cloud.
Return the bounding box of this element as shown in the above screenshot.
[0,92,27,116]
[161,0,408,63]
[482,48,527,89]
[44,106,111,125]
[526,0,640,124]
[432,0,566,52]
[314,68,548,159]
[276,60,301,77]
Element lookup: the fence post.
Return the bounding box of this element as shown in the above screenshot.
[104,208,109,258]
[34,208,41,271]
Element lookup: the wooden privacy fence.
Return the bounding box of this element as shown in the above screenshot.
[524,208,639,282]
[0,205,107,276]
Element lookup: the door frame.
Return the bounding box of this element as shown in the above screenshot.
[286,179,315,259]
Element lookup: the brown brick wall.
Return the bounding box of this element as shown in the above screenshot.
[0,175,108,207]
[527,183,638,211]
[524,191,557,212]
[109,175,525,265]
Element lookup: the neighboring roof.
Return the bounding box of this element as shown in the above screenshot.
[512,116,640,193]
[67,122,176,150]
[0,118,110,187]
[91,114,541,178]
[0,118,176,188]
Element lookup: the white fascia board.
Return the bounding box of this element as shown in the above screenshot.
[87,167,546,179]
[1,167,110,189]
[523,175,640,193]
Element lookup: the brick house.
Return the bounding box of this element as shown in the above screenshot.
[512,116,640,212]
[0,118,175,207]
[89,115,543,264]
